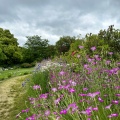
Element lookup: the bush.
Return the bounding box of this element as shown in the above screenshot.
[21,62,36,68]
[23,72,29,75]
[21,63,31,68]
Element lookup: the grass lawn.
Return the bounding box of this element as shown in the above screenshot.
[0,67,34,81]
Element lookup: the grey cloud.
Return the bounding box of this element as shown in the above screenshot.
[0,0,120,46]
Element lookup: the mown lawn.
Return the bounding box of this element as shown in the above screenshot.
[0,67,34,81]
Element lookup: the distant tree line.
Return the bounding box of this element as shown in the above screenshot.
[0,25,119,67]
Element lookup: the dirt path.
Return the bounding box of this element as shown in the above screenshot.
[0,75,29,120]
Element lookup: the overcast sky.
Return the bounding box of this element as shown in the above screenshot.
[0,0,120,46]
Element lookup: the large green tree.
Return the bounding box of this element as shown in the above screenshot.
[0,28,22,66]
[24,35,49,62]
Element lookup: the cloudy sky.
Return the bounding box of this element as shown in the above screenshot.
[0,0,120,46]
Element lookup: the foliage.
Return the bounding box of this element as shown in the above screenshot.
[24,35,49,62]
[21,62,35,68]
[55,36,76,55]
[0,28,22,66]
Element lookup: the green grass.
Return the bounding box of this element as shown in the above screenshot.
[8,70,50,120]
[0,67,34,81]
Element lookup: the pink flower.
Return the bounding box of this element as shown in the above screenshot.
[112,100,119,104]
[69,88,75,93]
[60,109,67,114]
[98,97,104,102]
[108,52,113,55]
[64,84,70,90]
[115,86,120,89]
[106,60,111,65]
[105,104,112,109]
[44,110,50,116]
[39,93,48,99]
[67,103,78,112]
[94,54,99,58]
[81,106,92,116]
[84,64,89,69]
[79,93,87,96]
[33,85,40,90]
[87,91,100,98]
[108,113,118,118]
[51,88,57,92]
[87,118,91,120]
[77,55,80,58]
[116,94,120,97]
[22,108,29,113]
[54,98,61,105]
[92,107,98,111]
[70,81,77,86]
[79,45,84,49]
[91,46,96,51]
[83,88,88,91]
[59,71,65,75]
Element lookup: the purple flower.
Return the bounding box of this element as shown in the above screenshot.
[64,84,70,90]
[70,81,77,86]
[22,108,29,113]
[44,110,50,116]
[39,93,48,99]
[54,98,61,105]
[67,103,78,112]
[108,52,113,55]
[105,104,112,109]
[87,91,100,98]
[115,86,120,89]
[94,54,99,58]
[60,109,67,114]
[83,88,88,91]
[33,85,40,90]
[51,88,57,92]
[79,93,87,96]
[105,60,111,65]
[26,114,36,120]
[81,107,92,116]
[108,113,118,118]
[59,71,65,75]
[87,118,91,120]
[98,97,104,102]
[92,107,98,111]
[91,46,96,51]
[79,45,84,49]
[84,64,89,69]
[69,88,75,93]
[116,94,120,97]
[112,100,119,104]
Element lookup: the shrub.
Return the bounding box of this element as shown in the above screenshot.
[23,72,29,75]
[21,63,31,68]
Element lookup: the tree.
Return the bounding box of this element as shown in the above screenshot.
[24,35,49,62]
[98,25,120,53]
[55,36,76,55]
[0,28,22,66]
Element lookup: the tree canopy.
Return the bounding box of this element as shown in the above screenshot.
[0,28,22,66]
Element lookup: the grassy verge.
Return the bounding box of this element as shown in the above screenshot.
[9,70,50,120]
[0,67,34,81]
